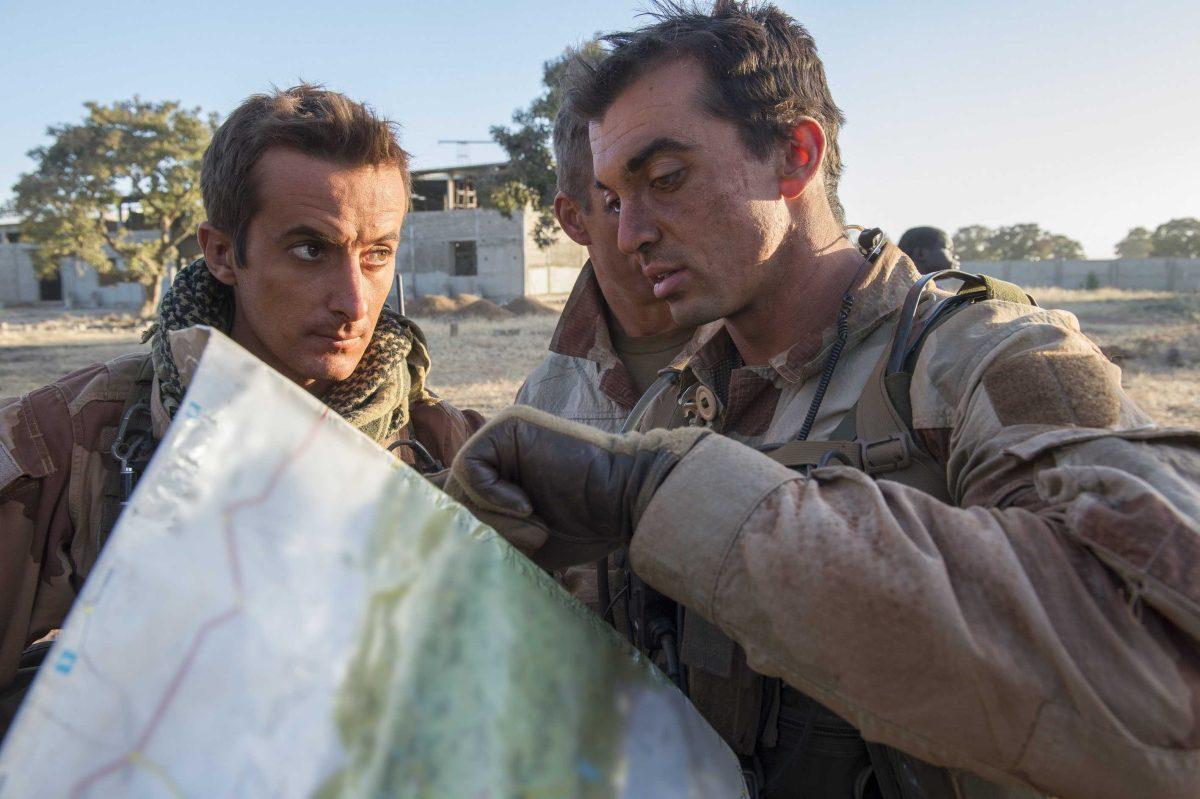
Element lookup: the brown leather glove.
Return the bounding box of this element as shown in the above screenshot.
[444,406,710,570]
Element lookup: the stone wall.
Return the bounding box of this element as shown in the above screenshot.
[963,258,1200,290]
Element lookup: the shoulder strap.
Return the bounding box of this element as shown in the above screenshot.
[764,271,1034,501]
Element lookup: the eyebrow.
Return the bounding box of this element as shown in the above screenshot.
[280,225,400,245]
[594,136,695,191]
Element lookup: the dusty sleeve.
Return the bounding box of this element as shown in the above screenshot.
[0,387,79,692]
[630,304,1200,799]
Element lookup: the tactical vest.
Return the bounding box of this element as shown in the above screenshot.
[611,268,1047,799]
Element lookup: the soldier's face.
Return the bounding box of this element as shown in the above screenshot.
[590,57,792,328]
[579,184,660,312]
[215,149,406,395]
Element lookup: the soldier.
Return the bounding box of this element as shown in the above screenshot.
[899,226,960,274]
[516,97,703,432]
[0,85,481,734]
[447,3,1200,798]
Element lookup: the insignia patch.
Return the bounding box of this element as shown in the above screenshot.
[983,350,1121,428]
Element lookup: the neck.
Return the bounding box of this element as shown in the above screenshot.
[607,295,681,338]
[726,221,866,366]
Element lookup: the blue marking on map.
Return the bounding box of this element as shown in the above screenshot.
[576,757,601,782]
[184,401,202,419]
[54,651,77,675]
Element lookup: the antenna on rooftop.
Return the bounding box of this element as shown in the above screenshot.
[438,139,492,165]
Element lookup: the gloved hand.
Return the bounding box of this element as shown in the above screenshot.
[444,406,710,570]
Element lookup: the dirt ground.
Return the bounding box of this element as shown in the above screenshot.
[2,287,1197,427]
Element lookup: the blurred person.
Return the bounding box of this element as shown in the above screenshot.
[516,97,705,432]
[0,85,481,736]
[899,225,960,274]
[446,3,1200,798]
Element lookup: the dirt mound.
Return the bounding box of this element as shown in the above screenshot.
[503,296,560,316]
[407,294,461,316]
[454,299,513,320]
[452,293,481,306]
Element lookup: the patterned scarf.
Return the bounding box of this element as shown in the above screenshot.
[143,259,433,443]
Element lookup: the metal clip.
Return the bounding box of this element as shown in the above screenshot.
[110,400,152,504]
[679,383,721,427]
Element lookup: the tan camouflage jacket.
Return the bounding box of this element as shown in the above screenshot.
[516,260,713,433]
[623,244,1200,798]
[0,342,481,733]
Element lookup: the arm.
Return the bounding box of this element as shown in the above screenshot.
[630,304,1200,799]
[0,386,79,696]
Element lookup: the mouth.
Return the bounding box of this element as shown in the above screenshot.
[643,264,687,300]
[313,332,364,351]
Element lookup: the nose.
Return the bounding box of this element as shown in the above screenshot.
[328,252,370,323]
[616,196,660,257]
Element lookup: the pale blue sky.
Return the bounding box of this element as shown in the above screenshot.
[2,0,1196,256]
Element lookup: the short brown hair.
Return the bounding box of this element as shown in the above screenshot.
[201,84,411,264]
[553,94,595,212]
[568,1,846,221]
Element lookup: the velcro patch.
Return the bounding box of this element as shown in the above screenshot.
[983,350,1121,428]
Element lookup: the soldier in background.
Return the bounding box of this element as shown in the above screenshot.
[0,85,481,735]
[447,3,1200,798]
[899,225,960,274]
[516,98,703,432]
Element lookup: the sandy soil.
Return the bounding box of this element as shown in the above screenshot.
[2,288,1197,426]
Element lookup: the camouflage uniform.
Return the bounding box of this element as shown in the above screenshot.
[614,242,1200,798]
[0,312,480,736]
[517,260,714,433]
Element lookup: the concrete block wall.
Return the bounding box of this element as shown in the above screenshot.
[397,208,527,301]
[60,257,147,309]
[0,244,40,304]
[964,258,1200,290]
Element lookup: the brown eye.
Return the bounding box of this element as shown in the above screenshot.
[650,170,683,191]
[363,248,393,267]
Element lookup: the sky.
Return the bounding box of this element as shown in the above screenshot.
[1,0,1197,258]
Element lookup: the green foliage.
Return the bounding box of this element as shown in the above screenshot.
[952,223,1084,261]
[1114,219,1200,258]
[489,39,604,249]
[1149,217,1200,257]
[12,98,216,314]
[1115,226,1153,258]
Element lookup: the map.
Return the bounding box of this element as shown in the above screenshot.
[0,327,745,798]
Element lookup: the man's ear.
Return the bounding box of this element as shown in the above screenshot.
[197,222,238,287]
[553,192,593,246]
[778,118,825,201]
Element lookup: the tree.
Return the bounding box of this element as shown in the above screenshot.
[489,39,604,248]
[1115,226,1153,258]
[952,225,994,261]
[1149,217,1200,257]
[13,98,215,316]
[951,223,1084,261]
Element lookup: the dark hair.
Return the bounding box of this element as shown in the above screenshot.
[201,83,411,265]
[568,0,846,220]
[552,93,595,211]
[898,226,951,253]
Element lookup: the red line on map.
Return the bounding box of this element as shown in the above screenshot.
[69,408,329,799]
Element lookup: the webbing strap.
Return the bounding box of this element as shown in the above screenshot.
[763,439,862,470]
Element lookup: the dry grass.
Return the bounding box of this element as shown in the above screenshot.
[3,289,1198,426]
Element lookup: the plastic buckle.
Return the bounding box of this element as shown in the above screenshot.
[861,435,911,474]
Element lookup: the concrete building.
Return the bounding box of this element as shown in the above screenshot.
[0,216,172,309]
